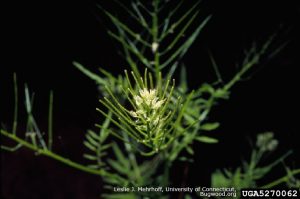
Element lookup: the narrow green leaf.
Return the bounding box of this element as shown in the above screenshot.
[199,83,215,94]
[111,0,149,30]
[100,143,112,151]
[161,10,200,55]
[73,62,107,85]
[97,106,143,140]
[107,159,129,176]
[107,30,151,68]
[112,143,129,168]
[160,15,211,69]
[103,177,122,186]
[186,146,194,155]
[84,141,97,151]
[209,52,223,84]
[99,5,151,47]
[131,2,147,27]
[178,156,194,163]
[98,68,117,80]
[200,122,220,131]
[87,164,101,169]
[102,96,131,121]
[99,152,108,158]
[96,108,140,139]
[24,86,47,150]
[87,130,100,141]
[159,1,200,41]
[85,133,99,147]
[24,84,32,113]
[99,111,112,142]
[83,153,98,161]
[195,136,219,143]
[173,91,195,130]
[166,61,179,79]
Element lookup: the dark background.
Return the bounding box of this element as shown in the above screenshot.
[1,0,299,198]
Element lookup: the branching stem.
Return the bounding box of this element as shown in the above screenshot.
[260,169,300,188]
[1,129,107,177]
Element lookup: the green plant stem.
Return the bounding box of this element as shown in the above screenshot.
[48,91,53,150]
[1,129,105,176]
[223,56,258,91]
[162,151,171,186]
[247,149,263,180]
[124,133,142,183]
[12,73,18,135]
[168,95,215,162]
[152,0,160,80]
[260,169,300,188]
[223,36,276,92]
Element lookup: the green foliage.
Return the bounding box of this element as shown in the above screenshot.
[212,132,292,189]
[211,132,300,198]
[97,70,183,156]
[83,112,112,169]
[1,0,299,199]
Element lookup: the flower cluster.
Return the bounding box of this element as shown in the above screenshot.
[130,88,166,137]
[256,132,278,152]
[99,70,179,155]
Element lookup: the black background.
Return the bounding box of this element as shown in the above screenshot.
[1,0,299,198]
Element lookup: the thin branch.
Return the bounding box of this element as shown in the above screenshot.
[12,73,18,135]
[1,143,22,152]
[110,0,150,30]
[1,129,104,176]
[260,169,300,188]
[209,52,224,85]
[160,11,200,55]
[24,85,47,149]
[48,91,53,150]
[159,1,201,41]
[73,62,107,85]
[108,30,152,68]
[99,5,151,47]
[160,15,211,69]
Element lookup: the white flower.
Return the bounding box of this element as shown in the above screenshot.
[139,88,156,101]
[151,42,159,53]
[134,96,143,106]
[153,118,159,126]
[129,111,138,118]
[136,110,146,118]
[149,89,156,99]
[135,88,164,109]
[129,87,168,145]
[152,99,165,109]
